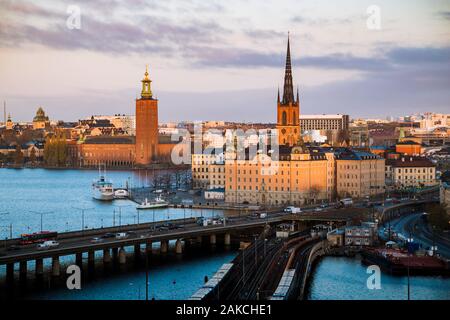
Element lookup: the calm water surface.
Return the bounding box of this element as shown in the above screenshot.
[307,256,450,300]
[0,168,226,238]
[1,169,449,300]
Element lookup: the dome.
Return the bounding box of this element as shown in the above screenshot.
[33,107,49,122]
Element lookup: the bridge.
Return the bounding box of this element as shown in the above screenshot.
[377,199,439,223]
[0,214,289,284]
[1,199,433,287]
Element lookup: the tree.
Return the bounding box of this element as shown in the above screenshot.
[43,132,67,167]
[29,147,37,164]
[14,145,24,165]
[309,185,321,204]
[426,204,450,231]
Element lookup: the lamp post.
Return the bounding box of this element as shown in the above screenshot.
[30,210,53,232]
[407,235,413,301]
[0,224,12,248]
[113,204,131,228]
[72,206,93,235]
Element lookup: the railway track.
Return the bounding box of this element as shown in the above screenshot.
[215,230,318,300]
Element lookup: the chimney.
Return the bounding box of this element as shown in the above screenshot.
[410,157,412,162]
[401,157,405,162]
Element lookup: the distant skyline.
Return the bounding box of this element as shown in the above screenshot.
[1,0,449,122]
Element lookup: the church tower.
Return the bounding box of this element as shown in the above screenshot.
[135,65,159,165]
[276,34,300,147]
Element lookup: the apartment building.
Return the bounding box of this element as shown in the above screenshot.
[191,152,224,189]
[335,149,385,199]
[224,146,335,206]
[387,156,437,188]
[300,114,349,131]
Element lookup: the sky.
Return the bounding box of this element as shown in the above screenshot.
[0,0,449,123]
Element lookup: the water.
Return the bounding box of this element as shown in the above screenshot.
[27,250,237,300]
[1,169,448,300]
[307,256,450,300]
[0,168,237,300]
[0,168,227,238]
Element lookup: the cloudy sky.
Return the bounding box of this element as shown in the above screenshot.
[1,0,449,123]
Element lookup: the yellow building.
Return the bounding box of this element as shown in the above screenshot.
[224,146,335,206]
[6,114,14,130]
[33,107,50,130]
[335,150,385,198]
[191,152,224,189]
[387,156,437,188]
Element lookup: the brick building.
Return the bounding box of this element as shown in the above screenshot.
[70,67,176,167]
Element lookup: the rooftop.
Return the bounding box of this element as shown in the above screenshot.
[84,136,135,144]
[387,156,435,167]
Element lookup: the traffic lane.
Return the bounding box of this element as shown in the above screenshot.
[391,213,450,259]
[0,218,277,260]
[406,215,450,258]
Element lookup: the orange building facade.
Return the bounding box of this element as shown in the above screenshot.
[395,141,422,156]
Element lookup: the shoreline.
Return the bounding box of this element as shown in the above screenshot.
[0,164,190,171]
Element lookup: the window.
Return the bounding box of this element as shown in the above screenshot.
[282,111,287,125]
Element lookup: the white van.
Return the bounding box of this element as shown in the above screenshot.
[260,213,267,219]
[37,240,59,250]
[284,206,301,214]
[115,232,128,239]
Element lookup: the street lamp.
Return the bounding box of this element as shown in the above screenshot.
[72,206,93,235]
[113,204,131,228]
[30,210,53,232]
[0,224,13,248]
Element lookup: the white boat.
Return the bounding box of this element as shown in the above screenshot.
[136,195,169,209]
[92,167,114,201]
[114,189,129,199]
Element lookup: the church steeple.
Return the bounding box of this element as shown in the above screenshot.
[276,33,300,147]
[282,33,295,105]
[141,65,153,99]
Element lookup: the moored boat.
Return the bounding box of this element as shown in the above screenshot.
[114,189,129,199]
[92,167,114,201]
[136,195,169,209]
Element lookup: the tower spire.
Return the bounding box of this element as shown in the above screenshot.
[141,65,153,99]
[282,32,294,104]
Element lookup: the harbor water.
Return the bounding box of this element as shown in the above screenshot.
[1,168,449,300]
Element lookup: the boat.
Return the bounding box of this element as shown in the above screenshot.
[136,195,169,209]
[114,189,129,199]
[92,167,114,201]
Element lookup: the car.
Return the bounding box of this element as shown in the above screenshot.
[37,240,59,250]
[314,207,323,212]
[115,232,128,239]
[101,233,115,239]
[90,237,103,243]
[7,245,21,251]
